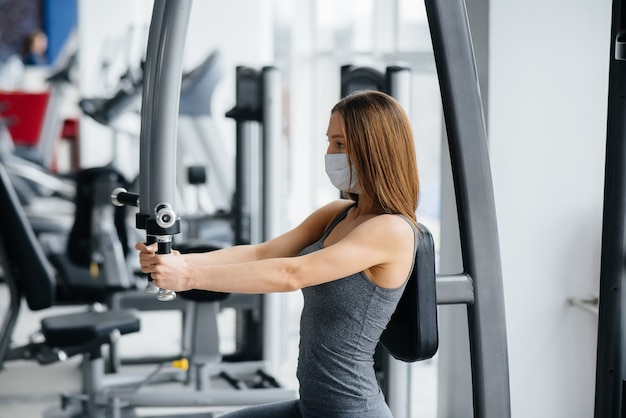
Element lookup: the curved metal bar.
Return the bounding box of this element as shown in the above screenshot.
[136,0,193,301]
[138,0,166,220]
[148,0,192,301]
[148,0,192,214]
[424,0,511,416]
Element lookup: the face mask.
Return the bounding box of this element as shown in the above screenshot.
[324,153,361,194]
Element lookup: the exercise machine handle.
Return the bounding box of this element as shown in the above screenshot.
[153,203,177,302]
[111,187,139,208]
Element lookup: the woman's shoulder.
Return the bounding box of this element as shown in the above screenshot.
[371,212,415,232]
[357,213,416,249]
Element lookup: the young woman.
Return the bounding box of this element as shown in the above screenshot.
[136,90,420,417]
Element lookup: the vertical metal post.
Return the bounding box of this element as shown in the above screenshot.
[225,66,264,361]
[234,119,252,245]
[385,64,413,418]
[595,1,626,416]
[261,66,285,375]
[261,68,283,241]
[228,66,263,246]
[424,0,510,417]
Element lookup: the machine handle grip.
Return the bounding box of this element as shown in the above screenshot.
[111,187,139,207]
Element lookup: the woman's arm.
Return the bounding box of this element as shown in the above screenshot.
[137,200,351,266]
[139,210,414,294]
[136,200,355,283]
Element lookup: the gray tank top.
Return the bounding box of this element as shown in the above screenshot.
[296,205,417,415]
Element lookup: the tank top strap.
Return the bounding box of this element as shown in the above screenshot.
[397,214,419,253]
[320,202,357,241]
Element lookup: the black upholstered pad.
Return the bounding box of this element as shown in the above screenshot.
[380,223,439,362]
[41,309,141,347]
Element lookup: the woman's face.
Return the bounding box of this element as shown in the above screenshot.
[325,112,346,155]
[32,33,48,54]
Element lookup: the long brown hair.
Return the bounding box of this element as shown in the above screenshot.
[332,90,419,226]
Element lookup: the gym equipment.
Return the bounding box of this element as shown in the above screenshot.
[340,64,412,101]
[224,65,286,366]
[0,161,147,385]
[81,49,233,226]
[79,62,143,127]
[2,53,76,171]
[110,61,287,362]
[346,1,513,416]
[92,1,293,415]
[594,1,626,416]
[130,0,190,302]
[0,51,78,204]
[0,118,75,203]
[0,160,141,414]
[380,223,439,362]
[177,50,234,225]
[0,158,192,418]
[0,51,79,242]
[425,0,511,416]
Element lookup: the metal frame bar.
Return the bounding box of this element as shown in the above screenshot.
[424,0,511,416]
[136,0,192,301]
[146,1,191,215]
[595,1,626,416]
[261,66,286,375]
[385,64,414,418]
[137,0,166,220]
[436,274,474,305]
[228,66,263,246]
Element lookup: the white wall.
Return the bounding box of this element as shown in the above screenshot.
[489,1,610,417]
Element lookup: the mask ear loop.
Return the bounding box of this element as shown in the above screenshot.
[345,149,362,197]
[341,119,360,198]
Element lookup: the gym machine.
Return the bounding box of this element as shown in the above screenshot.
[425,0,511,417]
[341,6,512,416]
[106,0,294,415]
[341,2,512,417]
[224,64,286,372]
[595,0,626,416]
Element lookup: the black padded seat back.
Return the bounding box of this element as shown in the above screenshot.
[66,166,130,266]
[380,223,439,362]
[47,253,125,304]
[0,163,56,310]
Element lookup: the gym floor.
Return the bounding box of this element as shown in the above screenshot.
[0,284,437,418]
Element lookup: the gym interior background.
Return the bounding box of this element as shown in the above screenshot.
[0,0,610,417]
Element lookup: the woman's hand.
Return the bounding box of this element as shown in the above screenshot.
[135,242,193,292]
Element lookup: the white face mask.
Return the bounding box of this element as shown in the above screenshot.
[324,153,361,194]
